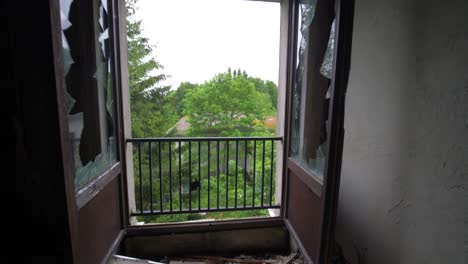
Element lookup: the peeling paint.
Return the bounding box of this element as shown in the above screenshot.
[447,184,468,191]
[387,199,404,214]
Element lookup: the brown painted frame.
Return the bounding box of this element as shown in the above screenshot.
[317,0,354,262]
[49,0,80,260]
[281,0,354,263]
[49,0,128,262]
[50,0,124,210]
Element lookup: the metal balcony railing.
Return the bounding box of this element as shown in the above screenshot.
[127,137,282,217]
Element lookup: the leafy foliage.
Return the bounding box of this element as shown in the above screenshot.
[183,69,276,136]
[168,82,198,118]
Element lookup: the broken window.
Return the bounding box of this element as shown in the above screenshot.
[290,0,335,178]
[59,0,117,190]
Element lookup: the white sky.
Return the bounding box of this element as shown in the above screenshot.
[134,0,280,89]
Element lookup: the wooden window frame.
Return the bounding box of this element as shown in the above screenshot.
[51,0,128,211]
[281,0,354,262]
[50,0,129,262]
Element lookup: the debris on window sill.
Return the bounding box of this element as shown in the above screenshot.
[160,252,303,264]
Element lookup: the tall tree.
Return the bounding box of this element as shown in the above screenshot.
[168,82,198,118]
[250,78,278,110]
[126,0,175,137]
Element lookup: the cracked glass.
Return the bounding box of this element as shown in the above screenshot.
[59,0,117,190]
[290,0,335,178]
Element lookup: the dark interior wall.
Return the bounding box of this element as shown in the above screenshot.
[9,0,73,261]
[335,0,468,263]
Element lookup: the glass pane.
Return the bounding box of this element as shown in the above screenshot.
[290,0,335,178]
[59,0,117,190]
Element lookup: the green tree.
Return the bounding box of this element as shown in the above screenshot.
[168,82,198,118]
[265,80,278,109]
[183,70,274,136]
[126,0,175,137]
[250,78,278,110]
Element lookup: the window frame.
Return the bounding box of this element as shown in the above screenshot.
[119,0,289,226]
[53,0,126,210]
[281,0,354,262]
[50,0,129,262]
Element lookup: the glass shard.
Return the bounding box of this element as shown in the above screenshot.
[290,0,335,178]
[59,0,117,190]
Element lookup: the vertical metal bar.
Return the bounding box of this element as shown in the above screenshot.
[217,141,220,209]
[188,141,192,211]
[169,142,173,212]
[270,140,275,206]
[149,142,153,213]
[252,140,256,207]
[207,141,211,209]
[138,143,143,213]
[226,140,229,208]
[261,140,266,207]
[158,141,163,212]
[234,140,239,208]
[198,141,201,210]
[243,140,247,208]
[178,140,182,211]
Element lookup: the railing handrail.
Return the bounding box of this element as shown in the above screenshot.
[128,136,281,219]
[127,136,283,143]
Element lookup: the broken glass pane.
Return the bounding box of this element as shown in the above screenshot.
[290,0,335,178]
[291,0,317,156]
[320,20,335,79]
[59,0,117,190]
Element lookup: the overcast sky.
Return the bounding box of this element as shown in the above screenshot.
[134,0,280,89]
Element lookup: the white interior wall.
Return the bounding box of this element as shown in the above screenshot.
[275,0,290,206]
[335,0,468,263]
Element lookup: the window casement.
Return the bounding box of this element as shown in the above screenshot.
[49,0,353,262]
[57,0,125,208]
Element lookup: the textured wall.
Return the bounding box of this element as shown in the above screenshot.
[335,0,468,263]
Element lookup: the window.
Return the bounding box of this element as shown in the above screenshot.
[124,0,283,223]
[290,0,335,178]
[59,0,118,190]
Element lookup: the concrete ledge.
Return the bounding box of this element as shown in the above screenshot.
[121,226,289,261]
